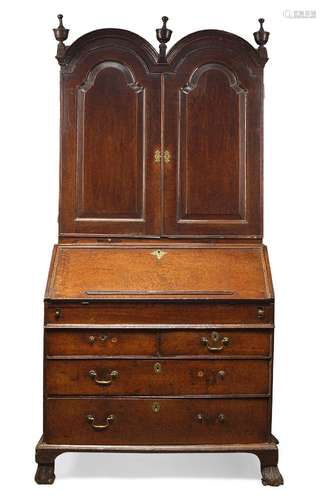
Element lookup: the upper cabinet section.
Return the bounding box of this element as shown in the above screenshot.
[54,16,269,240]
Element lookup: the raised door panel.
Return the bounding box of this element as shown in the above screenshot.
[163,38,263,237]
[76,62,145,221]
[60,36,161,237]
[178,64,246,222]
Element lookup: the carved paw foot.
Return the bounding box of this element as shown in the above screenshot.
[35,463,55,484]
[261,465,284,486]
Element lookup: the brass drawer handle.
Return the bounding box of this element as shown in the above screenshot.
[88,334,108,344]
[197,413,226,423]
[200,332,229,351]
[86,414,115,430]
[88,369,119,385]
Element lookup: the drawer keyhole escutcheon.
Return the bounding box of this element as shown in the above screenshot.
[55,309,61,319]
[86,414,115,430]
[201,332,230,352]
[151,249,167,260]
[152,402,160,413]
[88,369,119,385]
[257,307,265,319]
[154,362,162,374]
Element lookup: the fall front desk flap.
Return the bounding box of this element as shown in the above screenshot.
[45,245,273,301]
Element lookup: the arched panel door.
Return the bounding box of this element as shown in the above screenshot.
[59,30,161,238]
[163,32,264,238]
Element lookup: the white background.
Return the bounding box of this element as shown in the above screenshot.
[1,0,325,498]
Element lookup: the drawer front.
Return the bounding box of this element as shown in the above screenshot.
[46,329,157,356]
[160,329,271,357]
[46,302,273,325]
[45,397,269,445]
[46,359,270,396]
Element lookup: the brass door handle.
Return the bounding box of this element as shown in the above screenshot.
[86,414,115,430]
[200,332,229,351]
[88,369,119,385]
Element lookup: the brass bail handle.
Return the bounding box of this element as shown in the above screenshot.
[88,369,119,385]
[86,414,115,430]
[200,331,230,352]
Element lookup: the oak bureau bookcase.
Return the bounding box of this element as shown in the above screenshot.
[35,15,283,486]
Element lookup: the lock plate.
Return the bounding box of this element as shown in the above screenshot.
[152,402,160,413]
[154,362,162,374]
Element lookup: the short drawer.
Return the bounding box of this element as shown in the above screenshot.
[45,397,269,445]
[46,329,157,356]
[45,302,273,325]
[46,359,270,396]
[160,329,271,357]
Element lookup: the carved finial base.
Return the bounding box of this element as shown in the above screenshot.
[261,465,284,486]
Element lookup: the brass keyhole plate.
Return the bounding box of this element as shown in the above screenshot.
[151,249,167,260]
[154,362,162,374]
[152,402,160,413]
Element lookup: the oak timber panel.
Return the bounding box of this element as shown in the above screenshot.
[59,39,161,236]
[76,62,145,220]
[46,329,157,356]
[45,245,273,300]
[160,329,271,357]
[45,397,269,445]
[46,359,270,396]
[45,302,273,325]
[178,64,246,221]
[163,39,263,237]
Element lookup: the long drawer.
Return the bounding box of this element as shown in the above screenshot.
[45,397,269,445]
[46,329,271,357]
[46,359,270,396]
[45,302,273,325]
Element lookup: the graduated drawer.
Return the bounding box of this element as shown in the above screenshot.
[46,359,270,396]
[45,397,269,445]
[160,329,271,357]
[46,329,157,356]
[45,302,273,325]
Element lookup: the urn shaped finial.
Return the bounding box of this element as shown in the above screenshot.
[253,18,269,66]
[53,14,69,66]
[156,16,172,63]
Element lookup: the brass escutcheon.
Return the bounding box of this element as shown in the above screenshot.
[152,402,160,413]
[151,249,167,260]
[154,149,171,164]
[163,150,171,163]
[154,362,162,374]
